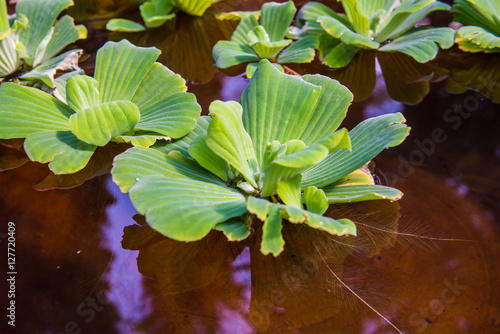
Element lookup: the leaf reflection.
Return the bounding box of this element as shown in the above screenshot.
[122,200,400,332]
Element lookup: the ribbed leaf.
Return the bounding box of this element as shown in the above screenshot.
[24,130,96,174]
[214,220,251,241]
[260,129,350,197]
[16,0,73,64]
[0,0,8,37]
[260,1,296,42]
[277,36,318,64]
[213,40,260,69]
[95,40,160,103]
[247,196,271,221]
[116,133,166,147]
[112,146,223,193]
[276,174,302,208]
[453,0,500,36]
[132,63,187,110]
[173,0,213,16]
[206,100,259,187]
[19,49,82,88]
[245,61,283,78]
[66,75,99,112]
[69,101,140,146]
[230,12,260,44]
[456,26,500,52]
[140,0,175,28]
[302,113,410,188]
[0,83,72,138]
[376,0,450,42]
[282,205,357,236]
[302,186,328,215]
[53,70,84,103]
[357,0,398,18]
[379,27,455,62]
[318,33,360,68]
[40,15,81,63]
[261,204,284,256]
[188,135,232,181]
[297,2,351,28]
[340,0,370,36]
[323,184,403,203]
[249,38,291,59]
[0,32,21,78]
[129,175,248,241]
[106,19,146,32]
[318,15,379,49]
[134,91,200,138]
[154,116,210,156]
[241,59,322,167]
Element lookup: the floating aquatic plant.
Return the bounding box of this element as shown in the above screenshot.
[107,0,217,31]
[212,1,318,78]
[296,0,455,68]
[453,0,500,53]
[0,0,86,87]
[0,40,201,174]
[112,60,410,256]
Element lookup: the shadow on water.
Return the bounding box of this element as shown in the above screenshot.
[1,1,500,333]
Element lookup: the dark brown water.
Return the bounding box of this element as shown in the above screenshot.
[1,1,500,333]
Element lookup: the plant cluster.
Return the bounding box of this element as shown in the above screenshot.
[0,0,86,87]
[0,40,200,174]
[107,0,217,31]
[112,59,409,256]
[453,0,500,53]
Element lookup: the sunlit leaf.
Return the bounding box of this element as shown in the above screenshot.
[173,0,214,16]
[260,204,285,256]
[66,75,100,112]
[302,186,328,215]
[129,175,248,241]
[206,100,259,187]
[276,174,302,208]
[214,220,251,241]
[106,19,146,32]
[188,135,232,181]
[154,116,211,156]
[277,36,318,64]
[140,0,175,28]
[260,1,295,42]
[317,15,379,49]
[456,26,500,53]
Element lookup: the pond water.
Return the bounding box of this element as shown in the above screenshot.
[1,1,500,333]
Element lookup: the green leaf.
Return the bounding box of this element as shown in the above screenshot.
[53,70,84,103]
[69,101,141,146]
[140,0,175,28]
[154,116,211,156]
[188,135,232,181]
[16,0,74,65]
[66,75,100,112]
[317,15,379,49]
[0,83,72,139]
[245,61,283,78]
[129,175,248,241]
[173,0,214,16]
[213,40,260,69]
[0,0,9,38]
[40,15,81,63]
[94,40,161,103]
[132,62,188,110]
[276,174,302,208]
[340,0,370,36]
[379,27,455,62]
[260,129,350,196]
[247,196,271,221]
[282,205,356,236]
[260,1,296,42]
[115,133,166,147]
[0,31,21,78]
[302,113,410,188]
[241,59,321,167]
[302,186,328,215]
[375,0,450,42]
[260,204,285,256]
[134,91,199,138]
[106,19,146,32]
[24,130,96,174]
[323,183,403,203]
[112,146,223,192]
[318,34,360,68]
[214,220,251,241]
[297,2,351,28]
[357,0,398,18]
[230,12,260,44]
[456,26,500,52]
[206,100,259,187]
[277,36,318,64]
[19,49,82,88]
[453,0,500,36]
